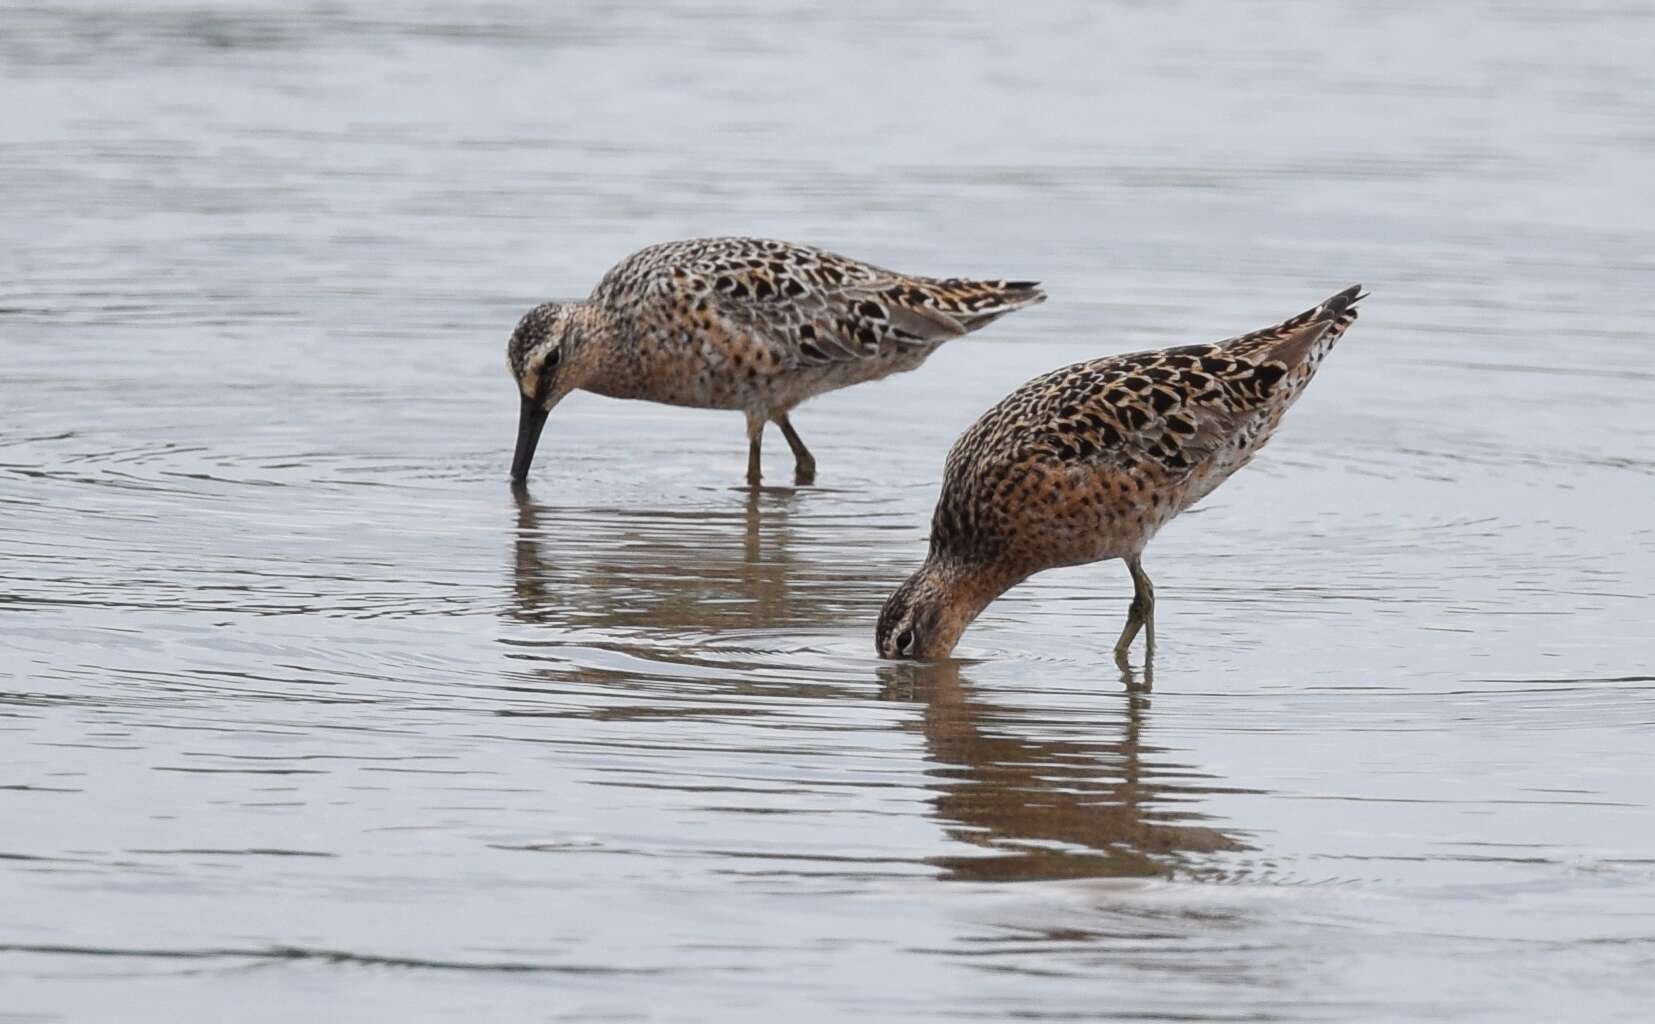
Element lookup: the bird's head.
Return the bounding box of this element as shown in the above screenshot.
[876,561,992,661]
[507,302,591,482]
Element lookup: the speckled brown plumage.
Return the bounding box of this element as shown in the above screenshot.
[507,237,1045,484]
[876,285,1366,663]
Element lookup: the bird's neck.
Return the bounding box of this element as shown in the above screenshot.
[925,557,1024,657]
[563,304,641,399]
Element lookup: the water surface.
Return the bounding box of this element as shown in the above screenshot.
[4,2,1655,1020]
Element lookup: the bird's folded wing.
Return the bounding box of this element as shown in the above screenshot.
[622,244,1043,370]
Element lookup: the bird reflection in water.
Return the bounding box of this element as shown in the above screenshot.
[506,483,880,711]
[880,659,1248,882]
[509,482,810,634]
[509,484,1246,881]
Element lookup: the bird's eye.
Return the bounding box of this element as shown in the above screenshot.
[544,347,562,370]
[896,628,916,656]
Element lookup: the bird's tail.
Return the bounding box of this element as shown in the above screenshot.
[948,279,1047,332]
[888,278,1046,339]
[1225,284,1366,364]
[1313,284,1366,325]
[1276,284,1366,333]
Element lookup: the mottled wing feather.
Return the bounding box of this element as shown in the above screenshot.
[590,237,1044,371]
[929,287,1363,563]
[941,288,1363,505]
[1027,288,1363,477]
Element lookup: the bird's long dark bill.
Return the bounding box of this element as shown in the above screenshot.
[511,395,550,482]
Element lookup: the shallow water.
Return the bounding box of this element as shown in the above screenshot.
[4,1,1655,1020]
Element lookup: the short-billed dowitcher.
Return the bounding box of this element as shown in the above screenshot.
[507,237,1044,485]
[876,285,1366,662]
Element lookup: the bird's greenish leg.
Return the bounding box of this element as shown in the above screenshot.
[1113,554,1156,660]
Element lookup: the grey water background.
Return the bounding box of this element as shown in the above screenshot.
[3,1,1654,1020]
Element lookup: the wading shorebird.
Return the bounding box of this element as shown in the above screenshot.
[876,285,1366,663]
[506,237,1044,485]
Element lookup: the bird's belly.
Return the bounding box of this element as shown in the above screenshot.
[585,349,753,410]
[1181,462,1243,508]
[1180,416,1284,505]
[990,462,1196,573]
[589,381,748,411]
[763,355,919,411]
[587,336,936,419]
